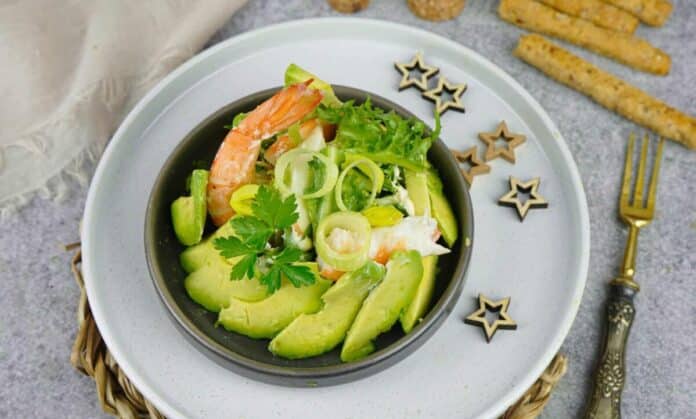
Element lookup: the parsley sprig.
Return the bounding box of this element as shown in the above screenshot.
[213,185,315,293]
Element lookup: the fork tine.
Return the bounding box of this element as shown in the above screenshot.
[620,133,635,208]
[647,137,665,212]
[633,134,649,207]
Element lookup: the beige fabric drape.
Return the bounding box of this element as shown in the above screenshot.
[0,0,246,214]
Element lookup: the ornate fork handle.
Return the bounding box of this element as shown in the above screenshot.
[584,284,637,419]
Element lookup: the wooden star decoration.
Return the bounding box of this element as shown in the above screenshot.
[394,52,440,91]
[478,121,526,163]
[464,294,518,342]
[422,76,467,115]
[498,176,549,221]
[450,146,490,187]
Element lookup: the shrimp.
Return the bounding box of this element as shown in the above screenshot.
[264,119,319,165]
[207,81,323,226]
[264,118,337,165]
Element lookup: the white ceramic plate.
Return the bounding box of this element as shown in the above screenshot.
[83,18,589,419]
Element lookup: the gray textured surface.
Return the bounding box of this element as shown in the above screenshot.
[1,1,694,418]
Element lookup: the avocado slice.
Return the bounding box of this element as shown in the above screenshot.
[284,63,341,107]
[184,259,268,312]
[218,267,331,339]
[401,170,439,333]
[426,169,458,247]
[404,169,430,216]
[400,255,438,333]
[268,262,385,359]
[341,251,424,362]
[171,169,209,246]
[180,221,235,273]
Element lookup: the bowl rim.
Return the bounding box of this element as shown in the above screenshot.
[144,85,474,382]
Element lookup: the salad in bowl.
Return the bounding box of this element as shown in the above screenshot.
[146,65,471,381]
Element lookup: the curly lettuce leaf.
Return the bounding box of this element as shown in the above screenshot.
[317,100,439,171]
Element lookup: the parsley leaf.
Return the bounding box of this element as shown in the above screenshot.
[252,185,299,230]
[258,247,316,292]
[213,185,315,292]
[213,236,256,259]
[260,268,282,294]
[273,247,315,288]
[273,246,303,264]
[280,264,315,288]
[229,216,272,251]
[230,253,257,280]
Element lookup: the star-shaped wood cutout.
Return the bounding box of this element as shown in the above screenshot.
[498,176,549,221]
[394,52,440,91]
[478,121,526,163]
[422,76,467,114]
[450,146,491,187]
[464,294,518,342]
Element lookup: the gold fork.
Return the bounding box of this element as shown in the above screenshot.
[584,134,664,419]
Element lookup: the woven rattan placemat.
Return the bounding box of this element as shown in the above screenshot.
[68,247,567,419]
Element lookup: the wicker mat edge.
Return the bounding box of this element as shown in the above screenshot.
[69,247,567,419]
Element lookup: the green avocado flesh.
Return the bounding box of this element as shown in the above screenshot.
[184,259,268,312]
[268,262,386,359]
[171,169,209,246]
[180,221,234,273]
[401,170,438,333]
[426,170,458,247]
[181,221,266,312]
[218,274,331,339]
[400,255,438,333]
[404,169,430,216]
[341,250,424,362]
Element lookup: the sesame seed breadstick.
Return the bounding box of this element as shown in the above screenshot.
[514,34,696,149]
[537,0,639,33]
[602,0,673,27]
[498,0,671,75]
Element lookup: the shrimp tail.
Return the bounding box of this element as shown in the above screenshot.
[206,82,323,226]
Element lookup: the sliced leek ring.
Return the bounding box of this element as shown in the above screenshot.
[335,158,382,212]
[274,148,338,199]
[229,184,259,216]
[361,205,404,227]
[343,153,384,192]
[315,211,371,272]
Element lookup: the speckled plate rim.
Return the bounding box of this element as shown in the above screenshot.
[82,18,590,419]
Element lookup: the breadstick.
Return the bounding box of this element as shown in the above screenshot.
[537,0,639,33]
[498,0,670,75]
[407,0,466,21]
[602,0,672,26]
[514,34,696,149]
[327,0,370,13]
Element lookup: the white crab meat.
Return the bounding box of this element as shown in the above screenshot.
[369,216,450,264]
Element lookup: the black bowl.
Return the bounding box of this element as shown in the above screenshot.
[145,86,474,386]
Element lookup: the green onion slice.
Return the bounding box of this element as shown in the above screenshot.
[274,148,339,199]
[335,158,382,212]
[315,211,371,271]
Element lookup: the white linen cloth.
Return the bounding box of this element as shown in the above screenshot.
[0,0,246,215]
